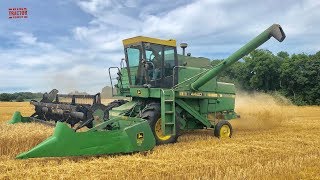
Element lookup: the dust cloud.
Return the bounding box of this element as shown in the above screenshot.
[232,92,294,130]
[46,73,79,93]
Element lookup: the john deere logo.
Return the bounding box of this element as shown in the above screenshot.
[136,132,144,146]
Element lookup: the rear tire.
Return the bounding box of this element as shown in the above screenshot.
[214,120,232,138]
[140,103,179,145]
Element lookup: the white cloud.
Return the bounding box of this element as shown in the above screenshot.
[0,29,122,93]
[1,0,320,93]
[74,0,320,55]
[13,32,54,50]
[13,32,37,45]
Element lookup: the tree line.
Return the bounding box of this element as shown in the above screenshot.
[214,49,320,105]
[0,92,42,102]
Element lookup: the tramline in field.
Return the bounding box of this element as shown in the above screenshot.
[8,24,286,159]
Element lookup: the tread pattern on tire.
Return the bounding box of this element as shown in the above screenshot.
[140,102,179,145]
[214,120,233,138]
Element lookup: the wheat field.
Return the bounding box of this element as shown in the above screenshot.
[0,94,320,179]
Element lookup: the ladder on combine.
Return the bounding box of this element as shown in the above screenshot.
[160,89,175,135]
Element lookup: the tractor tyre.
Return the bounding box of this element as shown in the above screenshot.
[214,120,233,138]
[140,102,179,145]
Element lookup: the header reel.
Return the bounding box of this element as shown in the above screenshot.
[11,89,127,130]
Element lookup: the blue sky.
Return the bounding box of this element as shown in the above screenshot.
[1,0,319,93]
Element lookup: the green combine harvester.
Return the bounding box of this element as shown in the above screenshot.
[9,24,285,159]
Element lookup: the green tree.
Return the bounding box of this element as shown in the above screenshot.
[0,93,15,101]
[214,49,319,105]
[279,52,320,105]
[15,96,24,102]
[236,49,282,91]
[277,51,290,59]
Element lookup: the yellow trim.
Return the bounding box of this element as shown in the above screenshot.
[219,125,231,138]
[155,118,171,141]
[207,93,219,97]
[123,36,176,47]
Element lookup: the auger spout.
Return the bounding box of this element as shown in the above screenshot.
[190,24,286,91]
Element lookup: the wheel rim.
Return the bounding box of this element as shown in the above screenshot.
[155,118,171,141]
[219,124,231,138]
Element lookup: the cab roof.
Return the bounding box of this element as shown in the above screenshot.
[122,36,176,47]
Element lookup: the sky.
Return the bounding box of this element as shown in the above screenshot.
[1,0,319,93]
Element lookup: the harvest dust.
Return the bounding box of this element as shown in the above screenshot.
[232,92,295,131]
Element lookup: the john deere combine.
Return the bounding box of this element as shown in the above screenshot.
[9,24,285,159]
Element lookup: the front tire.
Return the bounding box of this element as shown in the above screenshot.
[140,103,178,145]
[214,120,232,138]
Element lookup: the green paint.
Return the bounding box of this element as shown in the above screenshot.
[92,109,105,126]
[109,101,138,118]
[175,99,212,128]
[175,67,217,91]
[129,88,161,98]
[8,111,30,124]
[199,99,209,114]
[17,119,155,159]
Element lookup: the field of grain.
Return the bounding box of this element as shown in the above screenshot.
[0,94,320,179]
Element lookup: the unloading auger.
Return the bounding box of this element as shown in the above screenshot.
[9,24,285,159]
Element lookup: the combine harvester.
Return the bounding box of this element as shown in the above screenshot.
[8,24,285,159]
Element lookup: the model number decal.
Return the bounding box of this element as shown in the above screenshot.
[179,91,234,98]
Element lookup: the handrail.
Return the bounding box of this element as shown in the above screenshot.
[108,67,122,97]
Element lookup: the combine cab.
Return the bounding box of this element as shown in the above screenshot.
[9,24,286,159]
